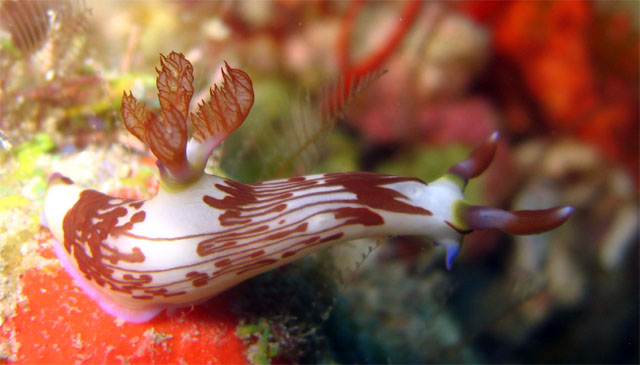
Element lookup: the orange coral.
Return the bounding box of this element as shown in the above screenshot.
[460,0,639,184]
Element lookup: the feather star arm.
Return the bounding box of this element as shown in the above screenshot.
[43,52,572,323]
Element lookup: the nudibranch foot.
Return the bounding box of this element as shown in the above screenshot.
[51,233,165,323]
[42,52,572,323]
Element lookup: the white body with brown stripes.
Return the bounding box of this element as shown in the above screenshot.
[44,171,467,322]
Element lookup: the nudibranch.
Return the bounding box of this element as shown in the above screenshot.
[43,52,572,323]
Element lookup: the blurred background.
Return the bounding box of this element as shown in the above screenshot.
[0,0,637,363]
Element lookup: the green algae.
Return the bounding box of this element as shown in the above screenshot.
[237,318,281,365]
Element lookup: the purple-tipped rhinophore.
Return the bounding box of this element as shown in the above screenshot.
[464,205,574,235]
[448,131,499,188]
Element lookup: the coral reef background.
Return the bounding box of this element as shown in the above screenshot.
[0,1,637,363]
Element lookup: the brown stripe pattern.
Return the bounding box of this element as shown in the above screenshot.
[62,172,432,304]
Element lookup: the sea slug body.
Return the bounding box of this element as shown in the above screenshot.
[43,52,572,323]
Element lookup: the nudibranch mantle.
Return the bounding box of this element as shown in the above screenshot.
[43,52,572,323]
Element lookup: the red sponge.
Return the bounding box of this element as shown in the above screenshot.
[2,243,247,364]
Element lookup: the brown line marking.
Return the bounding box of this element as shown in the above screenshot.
[121,274,152,284]
[207,174,430,229]
[323,172,432,216]
[207,222,311,261]
[213,230,347,278]
[103,224,348,292]
[248,175,320,187]
[197,201,385,255]
[241,203,288,218]
[132,295,154,300]
[211,173,427,213]
[264,223,308,240]
[210,219,355,276]
[107,205,386,289]
[214,258,232,268]
[278,232,346,259]
[318,232,345,243]
[235,259,279,275]
[144,288,168,296]
[215,203,288,226]
[62,189,150,294]
[100,174,429,290]
[122,174,427,241]
[203,197,373,245]
[161,291,187,297]
[105,203,385,282]
[248,179,319,192]
[196,208,337,256]
[250,249,265,258]
[198,237,236,250]
[129,201,144,209]
[207,185,320,212]
[185,271,210,287]
[200,225,269,245]
[238,188,347,210]
[210,231,332,277]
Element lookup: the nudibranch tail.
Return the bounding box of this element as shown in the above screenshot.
[43,52,573,323]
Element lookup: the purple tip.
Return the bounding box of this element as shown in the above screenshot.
[48,172,63,183]
[445,244,460,270]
